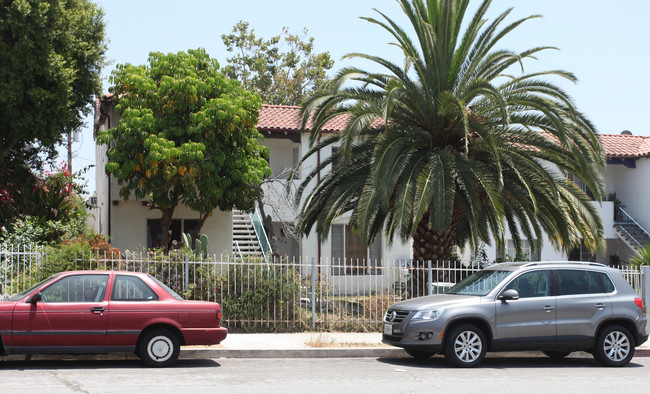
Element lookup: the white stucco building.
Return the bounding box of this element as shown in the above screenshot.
[94,100,650,266]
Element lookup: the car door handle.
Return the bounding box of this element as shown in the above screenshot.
[595,303,606,310]
[544,306,555,312]
[90,307,104,315]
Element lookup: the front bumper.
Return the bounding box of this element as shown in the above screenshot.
[381,315,445,350]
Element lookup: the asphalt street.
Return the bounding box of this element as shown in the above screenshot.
[1,355,649,394]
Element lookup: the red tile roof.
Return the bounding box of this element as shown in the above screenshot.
[100,100,650,159]
[257,104,348,133]
[599,134,650,158]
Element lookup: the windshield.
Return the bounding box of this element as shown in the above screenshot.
[148,274,184,300]
[446,270,512,296]
[7,274,60,301]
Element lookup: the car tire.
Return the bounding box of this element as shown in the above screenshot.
[139,329,181,367]
[594,325,635,367]
[444,324,487,368]
[542,351,571,359]
[404,348,436,359]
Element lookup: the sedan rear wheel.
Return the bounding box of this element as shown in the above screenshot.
[444,324,486,368]
[594,325,635,367]
[139,329,181,367]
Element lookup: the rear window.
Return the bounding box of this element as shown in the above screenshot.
[111,275,159,301]
[557,270,615,295]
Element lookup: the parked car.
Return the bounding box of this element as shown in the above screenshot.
[383,261,648,367]
[0,271,227,367]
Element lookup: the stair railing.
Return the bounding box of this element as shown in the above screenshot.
[614,206,650,248]
[248,207,272,264]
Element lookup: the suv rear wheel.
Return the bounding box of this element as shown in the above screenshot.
[594,325,635,367]
[444,324,486,367]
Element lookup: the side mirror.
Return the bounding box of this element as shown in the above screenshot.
[30,292,42,304]
[498,289,520,302]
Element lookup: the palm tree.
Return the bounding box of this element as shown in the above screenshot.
[295,0,605,292]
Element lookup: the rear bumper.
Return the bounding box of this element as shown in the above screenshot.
[181,327,228,346]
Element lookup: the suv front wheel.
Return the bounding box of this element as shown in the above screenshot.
[444,324,487,367]
[594,325,635,367]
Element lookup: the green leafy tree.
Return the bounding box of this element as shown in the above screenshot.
[221,21,334,106]
[0,0,107,173]
[97,49,271,250]
[297,0,605,292]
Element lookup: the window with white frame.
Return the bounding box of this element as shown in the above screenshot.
[568,241,596,262]
[497,239,541,262]
[330,224,381,275]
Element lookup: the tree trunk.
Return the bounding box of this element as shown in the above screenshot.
[159,193,179,252]
[411,212,455,297]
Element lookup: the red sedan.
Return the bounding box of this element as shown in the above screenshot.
[0,271,227,367]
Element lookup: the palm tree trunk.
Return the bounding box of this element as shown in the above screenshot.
[411,212,455,297]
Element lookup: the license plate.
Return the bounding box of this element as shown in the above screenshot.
[384,323,393,335]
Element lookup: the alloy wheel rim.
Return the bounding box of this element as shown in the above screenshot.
[454,331,482,363]
[604,331,630,362]
[148,336,173,362]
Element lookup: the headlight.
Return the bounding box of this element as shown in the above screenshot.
[412,308,445,321]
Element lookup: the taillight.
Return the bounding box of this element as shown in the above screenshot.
[217,310,222,320]
[635,298,644,310]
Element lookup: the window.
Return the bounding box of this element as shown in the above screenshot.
[568,241,596,262]
[331,146,341,170]
[331,224,381,275]
[498,239,541,262]
[558,270,614,295]
[111,275,159,301]
[147,219,200,249]
[569,174,595,200]
[41,275,108,303]
[504,271,550,298]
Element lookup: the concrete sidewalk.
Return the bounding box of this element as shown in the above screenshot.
[181,332,650,359]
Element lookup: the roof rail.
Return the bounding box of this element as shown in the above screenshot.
[521,261,607,268]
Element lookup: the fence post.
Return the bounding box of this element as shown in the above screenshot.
[184,254,189,292]
[427,260,433,295]
[311,257,316,330]
[642,266,650,313]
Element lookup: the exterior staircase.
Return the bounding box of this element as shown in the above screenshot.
[614,206,650,253]
[232,209,264,259]
[232,208,273,262]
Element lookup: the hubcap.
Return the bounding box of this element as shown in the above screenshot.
[604,331,630,362]
[148,335,173,362]
[454,331,482,363]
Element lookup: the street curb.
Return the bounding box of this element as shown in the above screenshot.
[180,348,408,359]
[2,347,649,361]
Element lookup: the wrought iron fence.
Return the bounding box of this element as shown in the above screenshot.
[0,244,645,332]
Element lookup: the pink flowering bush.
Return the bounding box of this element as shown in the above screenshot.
[1,163,89,244]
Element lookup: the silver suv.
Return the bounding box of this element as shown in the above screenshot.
[383,261,648,367]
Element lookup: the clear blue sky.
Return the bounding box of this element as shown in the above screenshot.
[60,0,650,194]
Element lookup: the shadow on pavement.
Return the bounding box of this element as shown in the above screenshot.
[0,358,221,370]
[377,355,644,369]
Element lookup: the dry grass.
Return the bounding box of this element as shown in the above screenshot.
[305,333,388,348]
